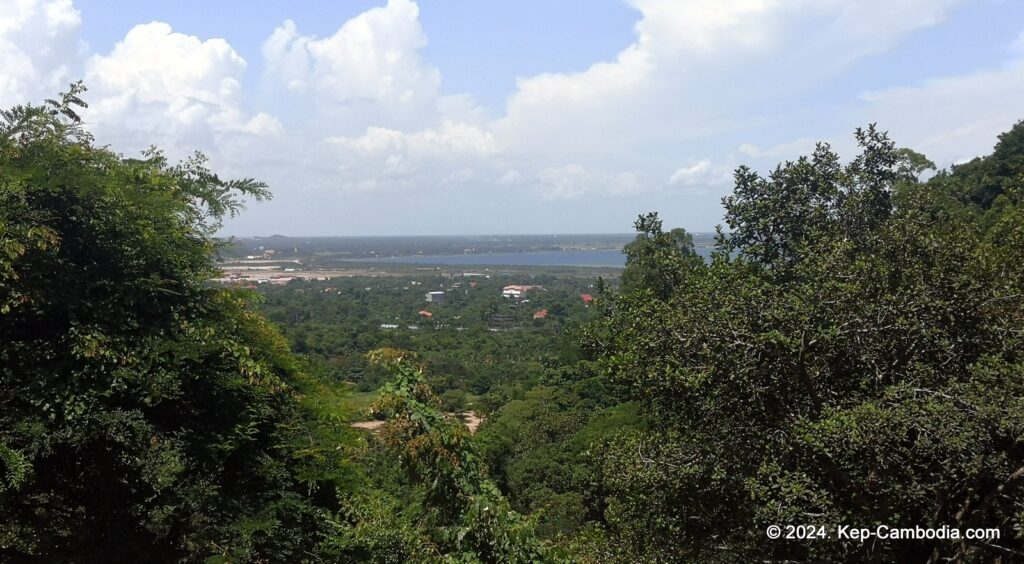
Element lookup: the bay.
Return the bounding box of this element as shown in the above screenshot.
[349,247,714,268]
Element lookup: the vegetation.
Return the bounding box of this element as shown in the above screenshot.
[0,86,548,562]
[3,85,1023,562]
[0,84,338,560]
[573,123,1024,561]
[253,272,598,405]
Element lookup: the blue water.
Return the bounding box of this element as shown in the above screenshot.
[350,247,714,268]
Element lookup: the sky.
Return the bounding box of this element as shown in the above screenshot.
[2,0,1023,236]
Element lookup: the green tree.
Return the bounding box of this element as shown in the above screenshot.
[0,85,339,561]
[895,146,936,182]
[937,119,1024,209]
[367,349,559,562]
[582,124,1024,562]
[620,212,699,298]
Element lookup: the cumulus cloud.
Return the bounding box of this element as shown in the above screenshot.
[252,0,504,202]
[327,121,495,160]
[0,0,82,108]
[262,0,452,133]
[535,165,648,201]
[494,0,963,161]
[859,57,1024,166]
[309,121,498,196]
[738,138,820,159]
[4,0,1015,235]
[668,159,733,194]
[82,22,281,160]
[244,0,976,225]
[537,164,592,200]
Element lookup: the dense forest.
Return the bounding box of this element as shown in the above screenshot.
[3,86,1024,562]
[253,272,599,410]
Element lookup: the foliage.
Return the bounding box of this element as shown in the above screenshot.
[0,85,342,561]
[933,119,1024,210]
[368,349,560,562]
[253,272,597,401]
[475,361,640,541]
[620,212,699,298]
[7,85,1024,563]
[580,123,1024,561]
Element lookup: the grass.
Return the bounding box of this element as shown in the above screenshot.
[294,370,380,423]
[339,389,379,420]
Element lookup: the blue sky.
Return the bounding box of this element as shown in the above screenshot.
[3,0,1024,235]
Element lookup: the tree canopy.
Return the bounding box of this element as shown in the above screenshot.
[0,85,347,561]
[0,85,558,562]
[578,123,1024,561]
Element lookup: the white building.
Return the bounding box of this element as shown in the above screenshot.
[501,285,543,298]
[425,291,446,303]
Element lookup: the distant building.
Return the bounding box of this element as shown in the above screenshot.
[425,291,446,303]
[580,293,594,304]
[418,310,433,318]
[502,285,544,298]
[533,309,548,320]
[379,323,398,329]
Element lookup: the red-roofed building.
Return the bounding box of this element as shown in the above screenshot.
[533,309,548,320]
[580,293,594,304]
[418,310,433,317]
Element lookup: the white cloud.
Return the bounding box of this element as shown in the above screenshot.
[254,0,502,202]
[738,137,819,159]
[493,0,963,162]
[316,121,497,196]
[668,159,733,193]
[83,22,281,158]
[535,164,648,201]
[4,0,1010,236]
[0,0,82,108]
[496,170,521,186]
[537,164,592,200]
[608,172,645,195]
[262,0,447,133]
[669,160,712,185]
[327,121,495,160]
[859,57,1024,166]
[88,22,244,110]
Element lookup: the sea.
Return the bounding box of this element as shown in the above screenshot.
[353,247,715,268]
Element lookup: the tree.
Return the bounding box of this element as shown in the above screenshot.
[0,85,337,560]
[582,124,1024,561]
[895,146,936,182]
[367,349,558,562]
[620,212,699,299]
[935,119,1024,209]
